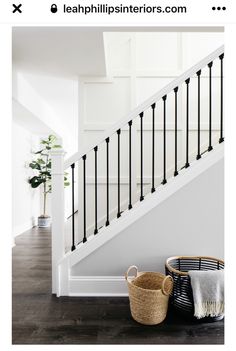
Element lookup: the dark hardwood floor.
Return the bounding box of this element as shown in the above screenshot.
[12,227,224,345]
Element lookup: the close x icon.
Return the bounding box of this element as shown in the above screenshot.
[12,4,22,13]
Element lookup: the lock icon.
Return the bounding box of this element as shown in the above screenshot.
[51,4,58,13]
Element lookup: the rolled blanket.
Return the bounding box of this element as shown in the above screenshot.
[189,269,224,319]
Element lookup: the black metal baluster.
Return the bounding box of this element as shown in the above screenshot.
[139,112,144,201]
[82,155,87,243]
[185,78,190,168]
[196,70,202,160]
[162,95,167,185]
[208,62,213,151]
[117,130,121,218]
[151,103,156,192]
[219,53,224,143]
[128,120,132,209]
[105,138,110,226]
[199,258,202,270]
[94,146,98,234]
[71,163,76,251]
[174,87,178,176]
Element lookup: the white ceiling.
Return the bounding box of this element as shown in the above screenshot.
[12,27,107,77]
[12,27,223,78]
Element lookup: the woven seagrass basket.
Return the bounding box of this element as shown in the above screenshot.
[165,256,224,320]
[125,265,173,325]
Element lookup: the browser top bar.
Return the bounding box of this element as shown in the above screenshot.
[0,0,235,25]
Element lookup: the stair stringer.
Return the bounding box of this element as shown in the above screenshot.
[57,144,224,296]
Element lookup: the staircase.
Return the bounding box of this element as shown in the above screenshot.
[50,45,224,296]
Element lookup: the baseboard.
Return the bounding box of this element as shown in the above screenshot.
[68,276,129,296]
[12,238,16,247]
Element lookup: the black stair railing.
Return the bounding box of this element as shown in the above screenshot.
[174,87,178,176]
[151,103,156,192]
[139,112,144,201]
[117,129,121,217]
[185,78,190,168]
[208,62,213,152]
[128,120,133,210]
[162,95,167,185]
[94,146,98,234]
[71,163,76,251]
[82,155,87,243]
[219,53,224,143]
[105,137,110,226]
[66,48,224,252]
[196,70,202,160]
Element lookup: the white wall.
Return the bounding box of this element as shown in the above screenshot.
[12,69,78,157]
[76,31,224,237]
[12,121,40,238]
[12,117,76,238]
[12,68,80,229]
[71,157,224,277]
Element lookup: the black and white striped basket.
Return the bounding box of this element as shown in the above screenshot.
[165,256,224,320]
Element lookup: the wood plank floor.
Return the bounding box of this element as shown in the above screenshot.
[12,226,224,345]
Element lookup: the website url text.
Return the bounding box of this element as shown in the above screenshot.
[63,4,187,15]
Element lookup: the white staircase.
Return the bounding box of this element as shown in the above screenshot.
[50,46,224,297]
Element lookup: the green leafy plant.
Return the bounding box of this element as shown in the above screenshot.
[28,135,69,217]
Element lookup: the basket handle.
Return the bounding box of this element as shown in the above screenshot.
[125,265,138,281]
[161,275,173,296]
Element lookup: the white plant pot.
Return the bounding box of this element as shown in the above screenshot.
[38,216,51,228]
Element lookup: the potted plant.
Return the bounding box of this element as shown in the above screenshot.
[28,135,69,228]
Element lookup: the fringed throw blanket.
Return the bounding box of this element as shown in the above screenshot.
[189,269,224,319]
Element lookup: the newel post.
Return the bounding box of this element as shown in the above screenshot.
[50,148,66,295]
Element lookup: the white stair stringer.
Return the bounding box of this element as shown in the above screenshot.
[57,143,224,297]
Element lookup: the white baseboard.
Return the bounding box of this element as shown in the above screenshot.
[68,276,129,297]
[12,238,16,247]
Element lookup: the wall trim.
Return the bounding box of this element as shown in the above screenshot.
[65,45,224,170]
[81,73,221,81]
[83,122,220,132]
[69,275,128,296]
